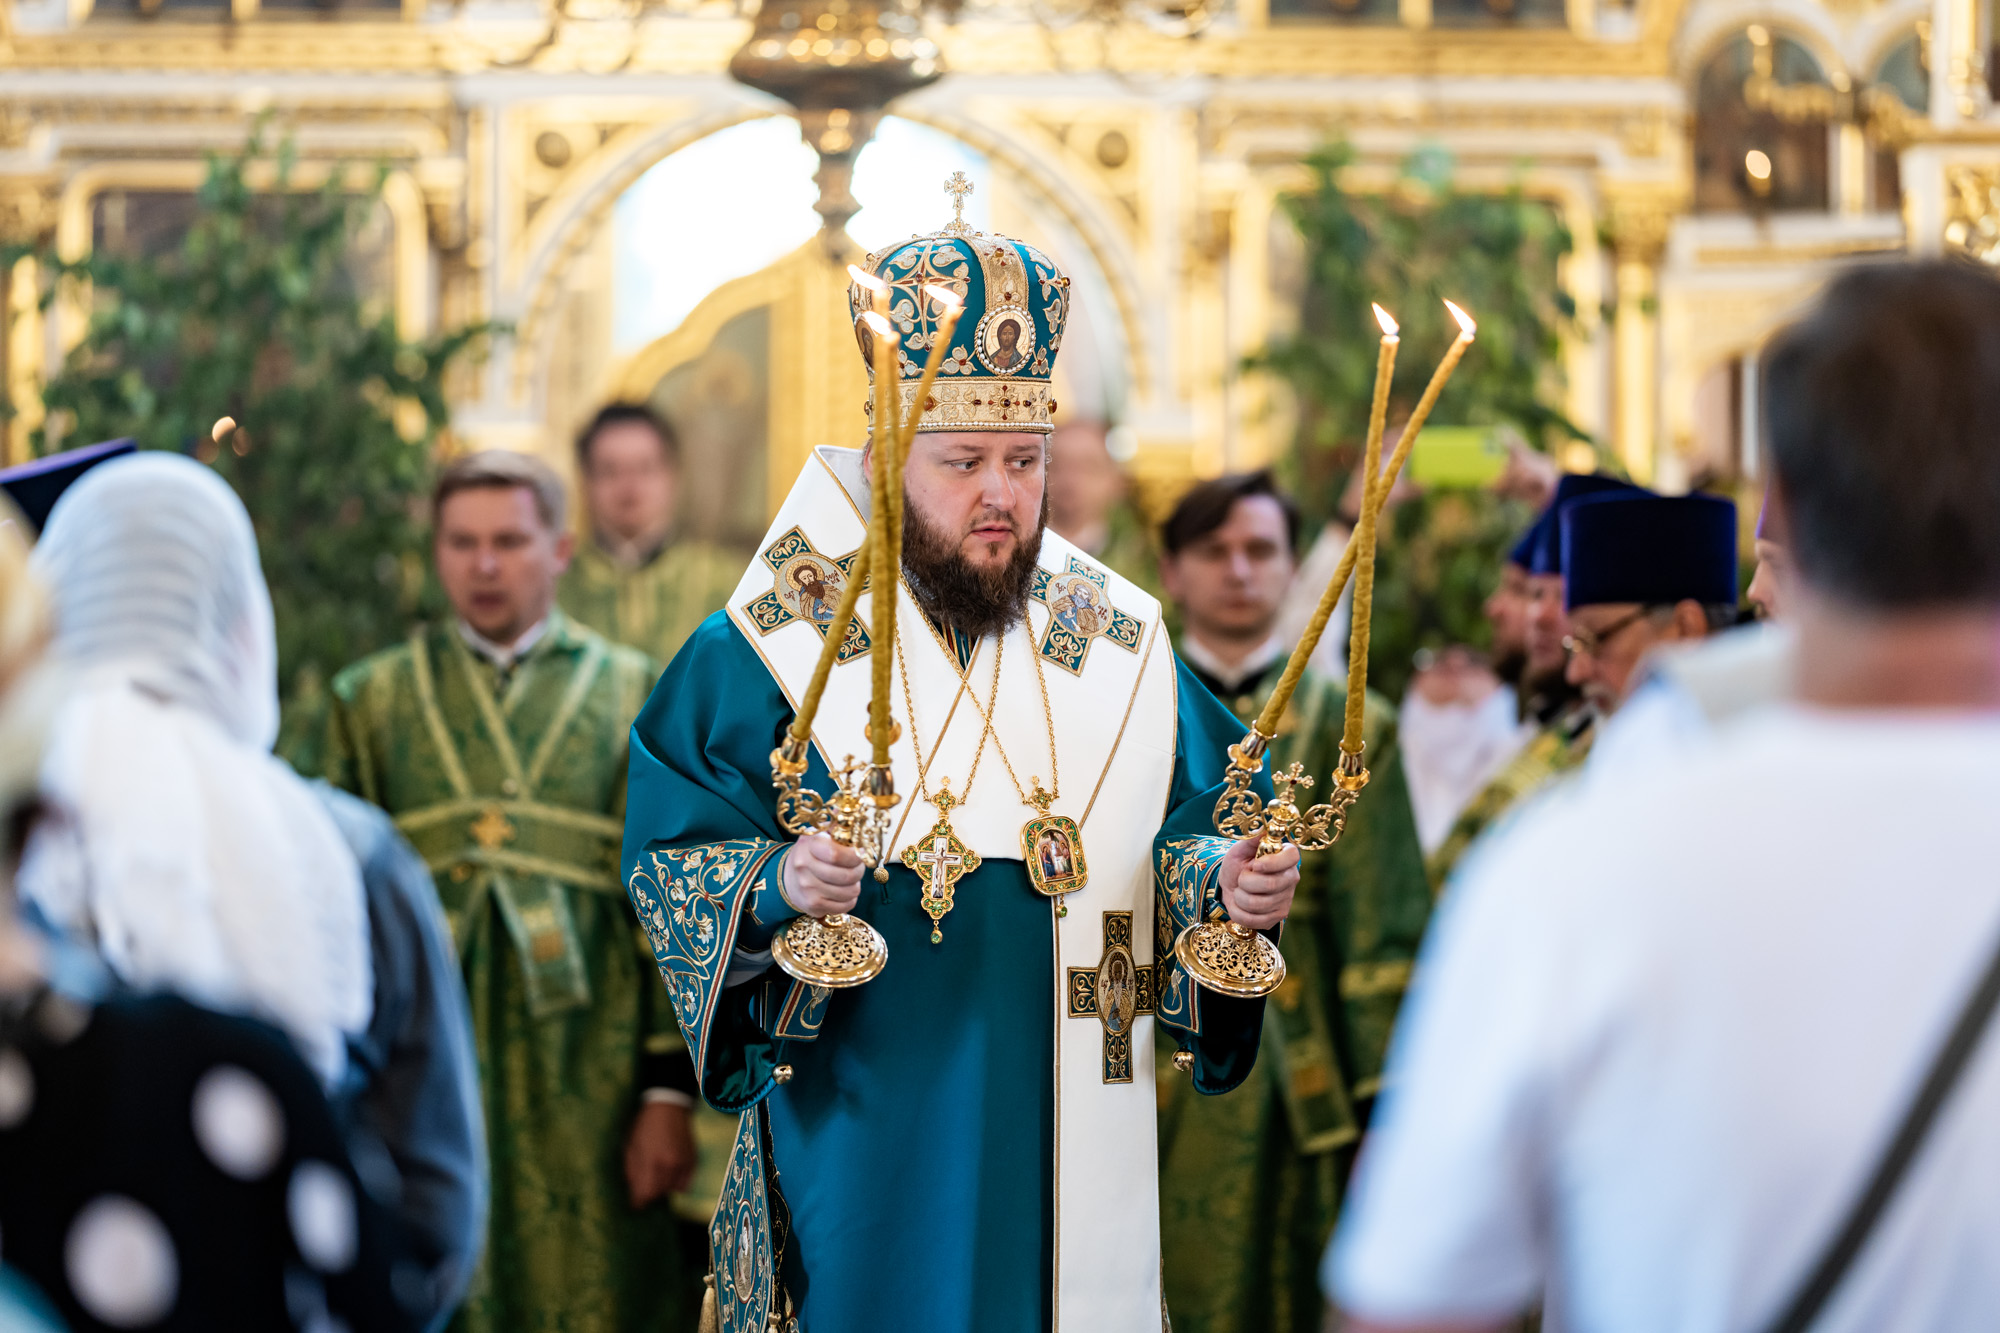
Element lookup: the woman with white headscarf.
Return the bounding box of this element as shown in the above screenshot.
[18,452,371,1088]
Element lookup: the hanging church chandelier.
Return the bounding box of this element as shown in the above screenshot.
[727,0,1211,253]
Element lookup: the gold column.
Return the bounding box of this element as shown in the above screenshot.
[1,186,52,466]
[1605,186,1676,485]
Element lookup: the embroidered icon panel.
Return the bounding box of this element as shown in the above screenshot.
[742,526,871,662]
[1030,556,1144,676]
[1066,910,1158,1083]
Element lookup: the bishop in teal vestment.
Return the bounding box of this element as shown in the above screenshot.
[623,609,1270,1333]
[622,207,1288,1333]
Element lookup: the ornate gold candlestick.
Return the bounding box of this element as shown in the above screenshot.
[769,746,893,987]
[1177,301,1476,1001]
[763,290,920,991]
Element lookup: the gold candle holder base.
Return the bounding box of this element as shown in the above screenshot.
[1186,734,1376,1000]
[768,747,896,991]
[771,912,889,988]
[1173,911,1287,998]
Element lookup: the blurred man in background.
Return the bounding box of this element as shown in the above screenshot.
[322,451,699,1333]
[1333,257,2000,1333]
[558,404,740,668]
[1045,419,1164,603]
[1422,474,1641,889]
[1559,491,1740,718]
[1154,470,1431,1333]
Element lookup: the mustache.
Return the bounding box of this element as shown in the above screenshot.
[963,509,1020,538]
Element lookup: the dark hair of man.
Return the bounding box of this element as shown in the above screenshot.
[575,402,680,473]
[1160,470,1302,557]
[433,450,567,533]
[1763,260,2000,608]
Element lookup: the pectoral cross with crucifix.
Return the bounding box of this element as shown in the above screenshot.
[900,781,982,944]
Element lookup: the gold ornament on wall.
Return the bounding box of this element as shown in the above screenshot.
[1945,165,2000,267]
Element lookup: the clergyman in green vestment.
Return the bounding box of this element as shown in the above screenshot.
[558,403,742,667]
[320,450,700,1333]
[621,217,1301,1333]
[1151,472,1433,1333]
[1424,475,1648,889]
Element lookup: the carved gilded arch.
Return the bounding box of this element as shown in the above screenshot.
[506,100,1148,422]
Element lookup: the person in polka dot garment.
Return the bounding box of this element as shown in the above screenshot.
[0,503,414,1333]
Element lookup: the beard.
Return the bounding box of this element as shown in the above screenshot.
[900,488,1046,641]
[1490,643,1527,689]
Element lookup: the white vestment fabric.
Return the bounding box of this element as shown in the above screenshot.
[20,454,370,1087]
[726,446,1179,1332]
[1331,704,2000,1332]
[1398,683,1533,854]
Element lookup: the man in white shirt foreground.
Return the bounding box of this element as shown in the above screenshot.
[1328,259,2000,1332]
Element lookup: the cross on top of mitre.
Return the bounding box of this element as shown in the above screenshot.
[942,171,975,236]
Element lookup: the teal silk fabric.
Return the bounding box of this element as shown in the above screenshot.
[623,612,1269,1333]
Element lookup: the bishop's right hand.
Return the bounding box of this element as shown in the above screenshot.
[783,831,865,916]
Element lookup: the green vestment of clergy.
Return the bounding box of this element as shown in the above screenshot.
[559,537,743,667]
[1157,667,1432,1333]
[1424,703,1595,892]
[321,612,696,1333]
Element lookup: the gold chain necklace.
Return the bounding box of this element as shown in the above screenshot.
[912,611,1090,914]
[893,635,998,944]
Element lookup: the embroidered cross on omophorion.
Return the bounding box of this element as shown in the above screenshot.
[742,525,870,663]
[1031,556,1145,676]
[1066,910,1158,1083]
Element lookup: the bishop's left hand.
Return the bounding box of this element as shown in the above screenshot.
[1219,835,1300,931]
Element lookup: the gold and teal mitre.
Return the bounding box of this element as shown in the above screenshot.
[849,175,1072,435]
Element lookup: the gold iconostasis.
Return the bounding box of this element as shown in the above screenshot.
[4,0,2000,528]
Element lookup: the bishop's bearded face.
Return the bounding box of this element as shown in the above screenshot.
[894,431,1049,641]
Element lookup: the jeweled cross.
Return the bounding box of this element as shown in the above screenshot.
[943,171,974,235]
[900,782,982,943]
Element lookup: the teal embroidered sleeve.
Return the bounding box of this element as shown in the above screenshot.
[1152,835,1231,1035]
[623,614,841,1112]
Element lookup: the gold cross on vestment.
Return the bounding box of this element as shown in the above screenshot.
[900,782,981,944]
[1065,911,1157,1083]
[942,171,975,236]
[471,805,515,850]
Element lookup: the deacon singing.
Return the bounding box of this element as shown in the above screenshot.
[622,192,1299,1332]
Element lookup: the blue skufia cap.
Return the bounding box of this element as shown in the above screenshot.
[1562,492,1740,610]
[851,176,1070,436]
[0,439,137,534]
[1508,472,1648,574]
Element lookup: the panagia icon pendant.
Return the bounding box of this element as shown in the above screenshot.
[1021,782,1087,904]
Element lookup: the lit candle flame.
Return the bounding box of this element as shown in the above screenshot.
[1444,299,1477,338]
[923,283,963,310]
[848,265,888,294]
[860,310,896,338]
[1372,304,1399,339]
